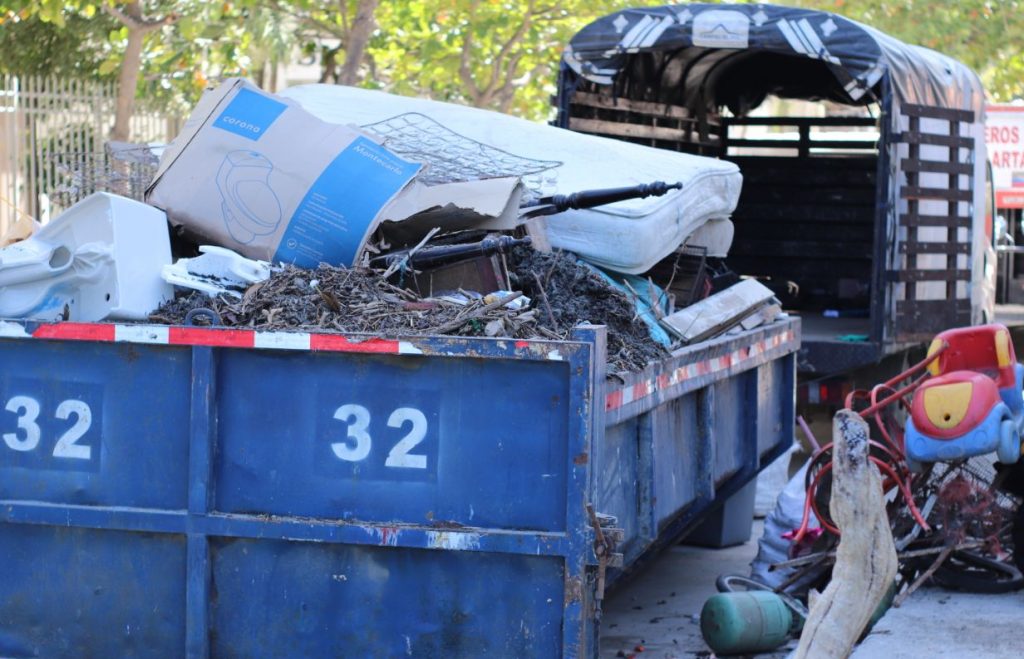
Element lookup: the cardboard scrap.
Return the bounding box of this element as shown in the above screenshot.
[740,303,783,331]
[0,214,40,248]
[147,79,524,268]
[660,278,777,344]
[375,176,524,246]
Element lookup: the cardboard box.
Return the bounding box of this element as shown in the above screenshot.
[147,78,422,267]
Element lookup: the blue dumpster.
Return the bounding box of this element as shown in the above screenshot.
[0,316,797,657]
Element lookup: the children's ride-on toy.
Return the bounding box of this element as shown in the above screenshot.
[905,324,1024,469]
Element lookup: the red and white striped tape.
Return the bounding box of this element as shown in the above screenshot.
[27,322,424,355]
[10,322,794,387]
[605,330,796,412]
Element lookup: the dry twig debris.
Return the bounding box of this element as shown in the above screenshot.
[152,248,669,374]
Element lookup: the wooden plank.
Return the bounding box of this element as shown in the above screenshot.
[730,153,877,163]
[888,269,971,282]
[733,221,874,243]
[740,186,875,205]
[899,213,971,228]
[726,138,876,150]
[568,117,690,142]
[894,299,972,340]
[739,169,875,187]
[896,131,972,148]
[900,159,972,175]
[905,113,920,307]
[725,117,876,128]
[899,241,970,255]
[901,186,972,201]
[896,299,972,313]
[901,103,975,123]
[660,279,775,344]
[732,154,878,173]
[793,411,896,659]
[728,255,872,274]
[731,240,872,260]
[570,92,691,120]
[733,204,874,224]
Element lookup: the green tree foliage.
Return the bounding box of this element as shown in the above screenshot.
[259,0,381,85]
[0,11,115,77]
[794,0,1024,101]
[0,1,259,138]
[366,0,625,118]
[2,0,1023,128]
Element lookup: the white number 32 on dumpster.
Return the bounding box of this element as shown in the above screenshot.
[331,404,430,470]
[3,395,94,460]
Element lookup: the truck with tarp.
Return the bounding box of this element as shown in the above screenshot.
[555,2,995,380]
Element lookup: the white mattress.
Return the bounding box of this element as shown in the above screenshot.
[280,84,741,274]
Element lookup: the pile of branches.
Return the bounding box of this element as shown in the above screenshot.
[152,251,668,374]
[508,247,668,373]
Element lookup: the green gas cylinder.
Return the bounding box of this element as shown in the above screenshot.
[700,590,794,655]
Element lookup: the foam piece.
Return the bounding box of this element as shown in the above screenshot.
[279,84,741,274]
[685,218,735,258]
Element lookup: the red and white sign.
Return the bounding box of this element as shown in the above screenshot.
[987,105,1024,208]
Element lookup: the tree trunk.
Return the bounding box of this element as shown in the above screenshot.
[103,2,176,143]
[111,27,145,142]
[337,0,379,85]
[269,59,279,93]
[319,46,341,83]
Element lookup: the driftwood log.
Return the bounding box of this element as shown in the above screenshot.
[794,409,897,659]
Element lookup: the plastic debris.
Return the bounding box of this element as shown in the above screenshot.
[162,245,271,297]
[483,290,530,310]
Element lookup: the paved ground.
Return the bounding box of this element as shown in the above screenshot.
[599,520,797,659]
[852,588,1024,659]
[601,519,1024,659]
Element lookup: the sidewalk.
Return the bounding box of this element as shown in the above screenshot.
[600,520,796,658]
[602,520,1024,658]
[852,587,1024,659]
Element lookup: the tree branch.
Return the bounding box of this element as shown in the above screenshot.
[482,0,536,95]
[262,0,348,40]
[339,0,350,35]
[493,52,526,110]
[459,4,483,103]
[469,0,556,104]
[102,1,177,33]
[101,2,138,28]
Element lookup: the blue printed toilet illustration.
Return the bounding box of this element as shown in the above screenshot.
[215,150,283,244]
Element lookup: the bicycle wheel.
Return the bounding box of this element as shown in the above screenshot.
[932,549,1024,594]
[1012,504,1024,573]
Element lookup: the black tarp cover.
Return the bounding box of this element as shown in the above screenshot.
[560,3,984,118]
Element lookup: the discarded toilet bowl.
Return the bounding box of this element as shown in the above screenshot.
[0,192,173,322]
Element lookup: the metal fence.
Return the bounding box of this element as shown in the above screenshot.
[0,74,181,235]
